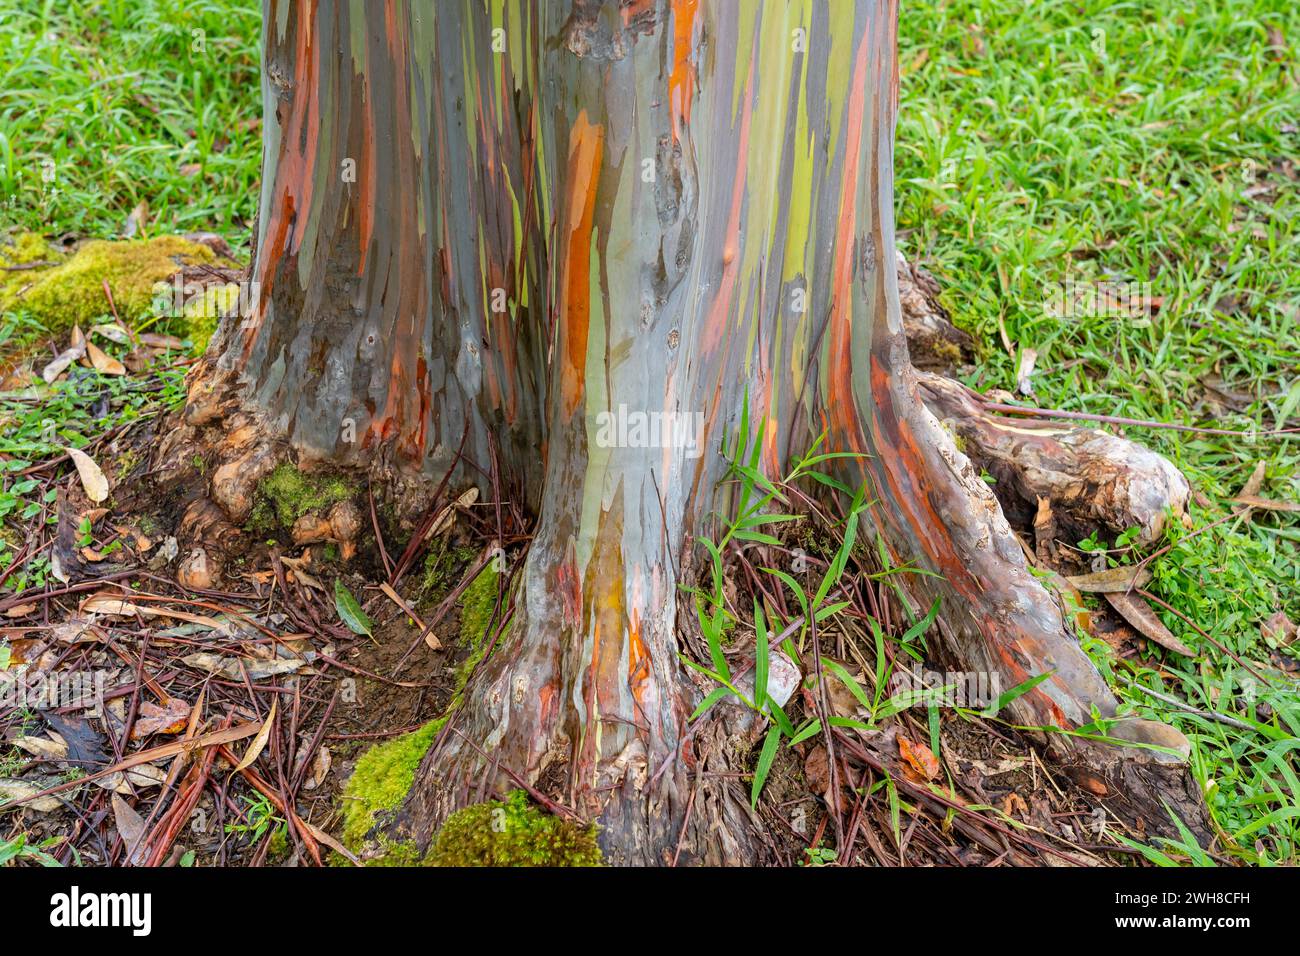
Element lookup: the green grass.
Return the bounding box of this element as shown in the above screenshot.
[897,0,1300,862]
[0,0,260,245]
[0,0,1296,863]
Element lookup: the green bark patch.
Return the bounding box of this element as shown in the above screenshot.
[427,790,602,867]
[0,233,216,337]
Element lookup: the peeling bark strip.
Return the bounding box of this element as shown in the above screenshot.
[214,1,1205,862]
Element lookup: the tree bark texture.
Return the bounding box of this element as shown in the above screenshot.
[199,0,1204,863]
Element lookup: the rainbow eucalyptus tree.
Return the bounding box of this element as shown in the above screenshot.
[171,0,1205,864]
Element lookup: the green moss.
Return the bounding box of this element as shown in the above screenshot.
[418,543,478,603]
[359,838,426,867]
[0,233,215,335]
[428,790,602,867]
[334,563,508,866]
[182,281,242,354]
[454,564,500,694]
[341,717,445,853]
[251,463,354,532]
[114,448,142,481]
[267,824,289,859]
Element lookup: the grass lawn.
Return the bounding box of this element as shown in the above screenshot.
[1,0,1297,863]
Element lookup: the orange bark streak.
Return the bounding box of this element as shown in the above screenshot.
[701,50,755,354]
[558,111,604,420]
[668,0,699,142]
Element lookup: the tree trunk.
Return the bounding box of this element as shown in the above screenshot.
[184,0,1205,864]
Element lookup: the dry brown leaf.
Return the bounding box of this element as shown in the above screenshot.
[302,746,331,791]
[12,736,69,760]
[1239,461,1267,499]
[0,778,65,812]
[1262,611,1297,647]
[137,332,186,350]
[898,736,941,782]
[1066,565,1152,593]
[42,342,86,383]
[111,793,148,865]
[1016,346,1038,396]
[1001,792,1029,818]
[1230,495,1300,513]
[85,340,126,376]
[1104,592,1196,657]
[65,446,110,503]
[130,698,194,739]
[231,701,277,774]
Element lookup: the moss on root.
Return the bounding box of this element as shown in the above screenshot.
[427,790,602,867]
[341,717,445,856]
[454,564,500,695]
[0,233,215,335]
[336,561,534,866]
[250,463,354,533]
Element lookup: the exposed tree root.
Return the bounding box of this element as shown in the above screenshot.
[918,372,1190,547]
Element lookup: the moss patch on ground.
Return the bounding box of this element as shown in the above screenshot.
[0,233,216,336]
[250,463,354,533]
[427,790,602,867]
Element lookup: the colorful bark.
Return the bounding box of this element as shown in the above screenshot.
[235,0,1135,861]
[226,0,546,487]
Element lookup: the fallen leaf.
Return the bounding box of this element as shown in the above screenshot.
[181,652,304,681]
[44,713,110,766]
[1262,611,1297,647]
[231,701,277,774]
[137,333,186,350]
[1239,461,1267,499]
[1104,592,1196,656]
[1066,565,1152,593]
[65,446,110,503]
[334,580,373,637]
[1230,495,1300,513]
[898,736,941,781]
[111,793,149,865]
[282,554,324,591]
[1001,792,1029,818]
[91,765,167,794]
[91,323,133,345]
[130,698,193,739]
[0,778,66,812]
[12,736,69,760]
[302,746,331,791]
[1016,347,1038,396]
[85,340,126,376]
[122,199,149,238]
[42,341,87,382]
